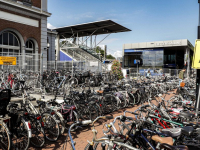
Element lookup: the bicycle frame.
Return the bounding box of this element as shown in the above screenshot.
[149,114,183,127]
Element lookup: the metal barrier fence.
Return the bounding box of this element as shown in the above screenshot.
[47,60,102,72]
[0,53,40,72]
[0,53,102,73]
[129,68,196,78]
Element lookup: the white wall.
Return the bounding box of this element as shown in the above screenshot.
[0,10,39,27]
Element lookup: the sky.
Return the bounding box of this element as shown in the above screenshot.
[47,0,199,58]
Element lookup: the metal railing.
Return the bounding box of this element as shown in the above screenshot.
[128,68,196,78]
[47,60,102,73]
[0,53,40,72]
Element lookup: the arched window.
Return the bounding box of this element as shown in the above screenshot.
[0,31,20,56]
[25,40,34,55]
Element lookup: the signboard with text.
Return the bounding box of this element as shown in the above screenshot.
[0,56,16,65]
[192,40,200,69]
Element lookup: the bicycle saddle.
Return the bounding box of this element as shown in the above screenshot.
[73,91,79,95]
[181,126,194,136]
[160,143,188,150]
[178,111,195,120]
[151,135,173,146]
[96,90,103,94]
[28,97,36,101]
[36,101,46,106]
[161,128,182,137]
[140,105,150,109]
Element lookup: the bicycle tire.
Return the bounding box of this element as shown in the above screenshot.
[10,118,30,150]
[0,122,11,150]
[42,113,60,142]
[53,112,65,135]
[88,104,99,121]
[30,120,45,148]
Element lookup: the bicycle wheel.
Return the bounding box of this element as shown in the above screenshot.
[134,92,141,105]
[30,120,45,148]
[88,104,99,121]
[85,142,107,150]
[118,94,127,108]
[108,95,118,112]
[42,113,60,142]
[167,95,183,108]
[0,122,11,150]
[11,118,30,150]
[53,112,65,135]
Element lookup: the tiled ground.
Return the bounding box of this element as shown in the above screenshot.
[28,93,174,150]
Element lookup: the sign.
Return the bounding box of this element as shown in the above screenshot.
[89,61,98,66]
[192,40,200,69]
[134,59,140,64]
[124,48,163,53]
[155,41,182,46]
[0,56,16,65]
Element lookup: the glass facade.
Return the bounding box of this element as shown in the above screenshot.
[124,49,164,67]
[143,49,163,66]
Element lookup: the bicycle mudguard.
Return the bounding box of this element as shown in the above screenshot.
[24,120,32,138]
[55,111,65,122]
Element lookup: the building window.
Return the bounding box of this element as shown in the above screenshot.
[25,40,34,55]
[23,0,32,6]
[0,31,20,56]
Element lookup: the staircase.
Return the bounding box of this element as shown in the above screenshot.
[61,41,102,62]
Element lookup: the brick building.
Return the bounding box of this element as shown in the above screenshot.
[0,0,53,70]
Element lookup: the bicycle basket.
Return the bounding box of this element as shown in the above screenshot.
[0,89,11,117]
[180,82,185,87]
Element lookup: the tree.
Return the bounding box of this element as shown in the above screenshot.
[106,54,115,59]
[95,46,115,60]
[111,60,124,80]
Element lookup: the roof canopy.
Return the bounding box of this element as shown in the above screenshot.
[55,20,131,39]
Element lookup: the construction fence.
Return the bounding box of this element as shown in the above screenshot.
[129,68,196,78]
[0,53,40,72]
[47,60,102,72]
[0,53,103,73]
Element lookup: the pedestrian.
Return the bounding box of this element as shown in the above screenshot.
[146,70,151,79]
[178,68,186,86]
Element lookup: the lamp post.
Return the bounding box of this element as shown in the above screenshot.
[47,42,50,62]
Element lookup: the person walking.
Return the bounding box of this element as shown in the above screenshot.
[178,68,186,86]
[146,70,151,79]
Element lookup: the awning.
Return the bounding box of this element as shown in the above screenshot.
[54,20,131,38]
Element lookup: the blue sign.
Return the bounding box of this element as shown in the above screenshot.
[124,48,163,53]
[124,49,143,53]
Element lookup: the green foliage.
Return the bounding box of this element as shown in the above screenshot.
[96,46,105,56]
[111,60,124,80]
[106,54,115,59]
[96,46,115,60]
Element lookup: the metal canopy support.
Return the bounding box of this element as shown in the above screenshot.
[90,35,92,50]
[81,29,98,45]
[96,33,111,46]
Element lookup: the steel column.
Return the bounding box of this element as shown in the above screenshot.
[196,0,200,113]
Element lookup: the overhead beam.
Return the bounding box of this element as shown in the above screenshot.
[58,24,116,34]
